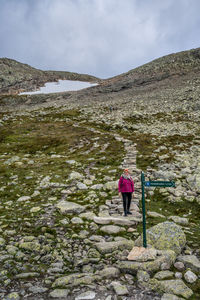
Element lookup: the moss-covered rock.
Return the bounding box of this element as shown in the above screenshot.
[52,273,96,288]
[134,222,186,255]
[149,279,193,299]
[95,239,134,254]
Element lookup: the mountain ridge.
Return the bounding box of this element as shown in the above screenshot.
[0,57,100,94]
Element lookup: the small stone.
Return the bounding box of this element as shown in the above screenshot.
[69,171,83,180]
[184,270,198,283]
[49,289,69,298]
[168,216,189,225]
[17,196,31,202]
[174,262,185,271]
[75,291,96,300]
[111,281,129,295]
[30,207,41,213]
[137,270,150,282]
[56,200,86,214]
[77,182,88,190]
[0,237,5,246]
[100,225,125,234]
[28,286,48,293]
[71,217,84,224]
[177,255,200,272]
[175,272,182,279]
[154,271,174,280]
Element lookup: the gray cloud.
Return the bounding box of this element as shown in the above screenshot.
[0,0,200,78]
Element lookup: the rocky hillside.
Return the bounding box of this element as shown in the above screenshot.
[0,48,200,299]
[0,58,100,94]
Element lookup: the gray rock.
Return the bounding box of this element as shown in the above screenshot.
[137,270,150,282]
[49,289,69,298]
[71,217,84,224]
[17,195,31,202]
[104,181,118,191]
[149,279,193,299]
[90,184,104,190]
[168,216,188,225]
[161,293,185,300]
[154,271,174,280]
[184,270,198,283]
[15,272,40,279]
[175,272,182,279]
[174,262,185,271]
[95,239,134,254]
[28,286,48,293]
[134,221,186,255]
[100,225,125,234]
[52,273,95,288]
[80,212,96,220]
[56,200,86,214]
[177,255,200,272]
[69,171,83,180]
[77,182,88,190]
[93,216,140,226]
[117,250,176,275]
[0,237,5,246]
[97,267,120,279]
[147,211,166,218]
[75,291,96,300]
[110,281,129,295]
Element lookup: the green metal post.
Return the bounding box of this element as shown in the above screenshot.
[141,172,147,248]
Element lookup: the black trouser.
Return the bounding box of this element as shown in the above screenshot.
[122,192,132,213]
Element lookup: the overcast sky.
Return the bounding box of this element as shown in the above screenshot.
[0,0,200,78]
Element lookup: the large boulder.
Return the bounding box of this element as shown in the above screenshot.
[134,222,186,255]
[149,279,193,299]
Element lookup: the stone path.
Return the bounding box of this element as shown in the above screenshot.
[109,135,142,218]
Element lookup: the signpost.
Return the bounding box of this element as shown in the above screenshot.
[141,172,175,248]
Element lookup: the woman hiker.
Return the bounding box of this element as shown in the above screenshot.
[118,168,134,216]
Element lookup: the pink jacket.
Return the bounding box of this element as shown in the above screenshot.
[118,176,134,193]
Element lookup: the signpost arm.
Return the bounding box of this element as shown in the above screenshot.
[141,172,147,248]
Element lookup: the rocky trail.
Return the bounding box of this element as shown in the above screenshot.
[0,105,199,300]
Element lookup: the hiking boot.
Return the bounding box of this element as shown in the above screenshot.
[124,212,127,217]
[127,211,132,215]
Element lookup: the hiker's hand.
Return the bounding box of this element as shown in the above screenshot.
[119,192,121,197]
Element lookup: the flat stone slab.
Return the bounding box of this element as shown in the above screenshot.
[168,216,189,225]
[95,239,134,254]
[75,291,96,300]
[127,247,158,262]
[100,225,126,234]
[52,273,95,288]
[93,216,141,226]
[147,211,166,218]
[56,200,86,214]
